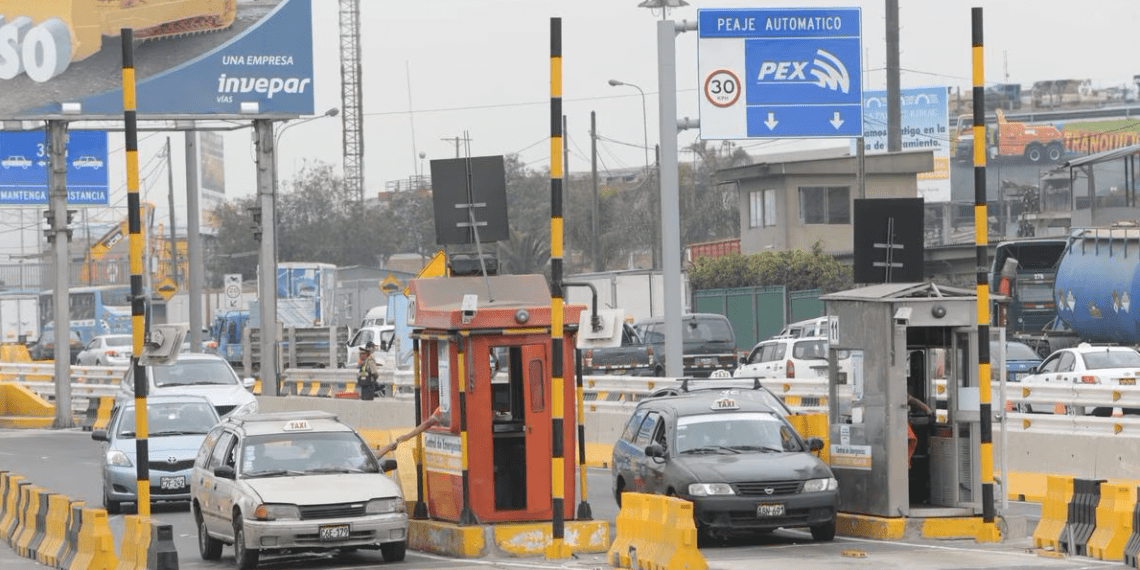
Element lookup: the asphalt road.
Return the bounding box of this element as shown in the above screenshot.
[0,428,1117,570]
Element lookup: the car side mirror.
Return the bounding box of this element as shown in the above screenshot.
[242,377,256,389]
[380,458,398,472]
[645,442,665,458]
[214,465,236,480]
[91,429,108,442]
[806,437,824,452]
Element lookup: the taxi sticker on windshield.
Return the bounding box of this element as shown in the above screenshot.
[283,419,312,431]
[712,397,739,410]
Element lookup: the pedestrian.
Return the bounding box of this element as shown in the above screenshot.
[358,341,382,400]
[906,393,932,467]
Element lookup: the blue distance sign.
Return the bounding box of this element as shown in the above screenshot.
[0,130,109,205]
[698,7,863,139]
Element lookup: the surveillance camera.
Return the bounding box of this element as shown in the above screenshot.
[893,307,912,326]
[461,294,478,323]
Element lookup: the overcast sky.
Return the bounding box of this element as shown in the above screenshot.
[6,0,1140,257]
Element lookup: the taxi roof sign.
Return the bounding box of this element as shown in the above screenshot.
[712,397,739,411]
[283,419,313,431]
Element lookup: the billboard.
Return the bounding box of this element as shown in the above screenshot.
[859,86,951,203]
[0,129,108,205]
[0,0,313,119]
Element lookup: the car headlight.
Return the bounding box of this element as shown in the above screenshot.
[254,504,300,521]
[230,399,258,417]
[688,483,734,496]
[365,498,406,514]
[106,450,132,467]
[802,477,838,493]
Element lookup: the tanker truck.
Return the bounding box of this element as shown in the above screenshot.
[1053,226,1140,345]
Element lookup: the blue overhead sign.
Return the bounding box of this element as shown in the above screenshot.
[0,130,109,205]
[698,7,863,139]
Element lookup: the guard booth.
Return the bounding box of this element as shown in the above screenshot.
[407,273,583,523]
[821,282,1001,518]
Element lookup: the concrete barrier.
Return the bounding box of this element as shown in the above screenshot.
[145,523,178,570]
[1059,478,1104,556]
[13,484,41,556]
[68,506,117,570]
[1033,475,1074,551]
[1086,483,1136,561]
[114,515,148,570]
[37,493,69,566]
[58,502,85,570]
[607,492,705,570]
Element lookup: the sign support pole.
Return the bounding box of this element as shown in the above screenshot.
[658,19,683,378]
[48,119,73,428]
[254,119,280,396]
[185,128,204,352]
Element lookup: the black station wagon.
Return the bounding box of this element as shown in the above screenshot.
[611,386,838,541]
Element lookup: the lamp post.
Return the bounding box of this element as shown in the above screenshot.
[257,107,338,397]
[607,79,650,181]
[608,79,659,270]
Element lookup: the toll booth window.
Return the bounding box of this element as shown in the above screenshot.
[437,340,451,425]
[528,358,544,413]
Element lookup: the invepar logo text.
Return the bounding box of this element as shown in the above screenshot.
[755,48,850,94]
[0,16,72,82]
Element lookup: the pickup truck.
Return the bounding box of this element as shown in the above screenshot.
[580,322,659,376]
[636,313,739,378]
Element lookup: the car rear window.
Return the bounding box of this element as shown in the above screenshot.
[1082,349,1140,370]
[152,360,238,387]
[792,339,827,360]
[681,317,734,343]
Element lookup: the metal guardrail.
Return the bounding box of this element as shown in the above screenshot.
[3,362,1140,435]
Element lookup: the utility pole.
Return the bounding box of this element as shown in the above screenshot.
[47,120,73,428]
[165,137,178,285]
[886,0,901,152]
[441,135,472,158]
[591,111,601,271]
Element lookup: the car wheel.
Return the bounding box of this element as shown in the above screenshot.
[196,507,222,560]
[380,541,406,562]
[233,518,259,570]
[810,519,836,541]
[103,488,121,515]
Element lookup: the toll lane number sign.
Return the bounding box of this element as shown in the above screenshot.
[697,7,863,139]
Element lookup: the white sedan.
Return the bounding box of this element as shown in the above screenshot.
[75,334,133,366]
[1020,343,1140,416]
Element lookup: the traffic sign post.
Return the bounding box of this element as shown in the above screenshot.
[698,8,863,139]
[224,274,243,310]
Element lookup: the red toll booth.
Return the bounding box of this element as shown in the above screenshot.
[408,274,583,524]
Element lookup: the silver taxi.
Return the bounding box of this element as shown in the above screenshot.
[190,411,407,569]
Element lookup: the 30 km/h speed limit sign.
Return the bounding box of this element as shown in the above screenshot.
[704,69,741,108]
[224,274,242,310]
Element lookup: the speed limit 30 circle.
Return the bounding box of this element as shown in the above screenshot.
[704,69,741,108]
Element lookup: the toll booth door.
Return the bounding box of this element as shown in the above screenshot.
[520,343,553,513]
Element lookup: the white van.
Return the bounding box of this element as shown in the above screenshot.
[361,305,388,328]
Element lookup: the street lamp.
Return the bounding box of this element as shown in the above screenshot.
[636,0,688,20]
[607,79,649,181]
[609,78,657,270]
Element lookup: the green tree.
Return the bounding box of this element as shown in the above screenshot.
[688,242,853,292]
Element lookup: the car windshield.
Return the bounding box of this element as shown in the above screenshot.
[1004,342,1041,361]
[241,432,379,476]
[116,401,218,437]
[152,360,238,387]
[1082,349,1140,370]
[675,412,801,454]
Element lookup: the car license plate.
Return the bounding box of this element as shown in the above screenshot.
[1121,378,1136,385]
[319,524,351,541]
[159,476,185,490]
[756,503,784,517]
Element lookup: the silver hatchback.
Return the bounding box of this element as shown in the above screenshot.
[190,411,407,569]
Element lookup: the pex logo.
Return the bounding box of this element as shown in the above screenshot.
[756,48,850,94]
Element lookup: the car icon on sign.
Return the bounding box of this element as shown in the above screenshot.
[72,156,104,169]
[2,155,32,169]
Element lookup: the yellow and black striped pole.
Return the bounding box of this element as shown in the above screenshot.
[456,332,475,524]
[411,337,428,518]
[545,16,570,560]
[970,8,996,532]
[121,27,150,518]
